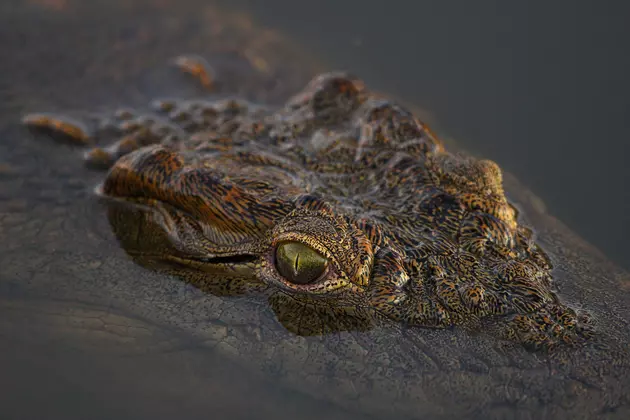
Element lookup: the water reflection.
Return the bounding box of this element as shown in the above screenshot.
[106,199,377,336]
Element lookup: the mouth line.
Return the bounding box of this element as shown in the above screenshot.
[128,251,258,267]
[195,254,258,265]
[157,253,259,276]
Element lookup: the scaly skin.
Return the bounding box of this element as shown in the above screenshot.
[25,64,594,350]
[7,2,630,419]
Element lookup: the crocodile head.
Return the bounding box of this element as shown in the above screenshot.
[97,72,591,348]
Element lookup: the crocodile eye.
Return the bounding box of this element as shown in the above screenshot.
[275,242,329,284]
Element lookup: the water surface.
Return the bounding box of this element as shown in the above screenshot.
[0,1,628,420]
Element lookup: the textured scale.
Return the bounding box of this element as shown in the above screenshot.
[24,62,593,351]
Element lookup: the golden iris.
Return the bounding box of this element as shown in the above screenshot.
[275,242,328,284]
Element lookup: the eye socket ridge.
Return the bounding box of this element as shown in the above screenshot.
[274,241,330,285]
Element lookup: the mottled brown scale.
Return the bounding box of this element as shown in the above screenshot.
[24,65,594,351]
[174,55,216,89]
[22,113,91,144]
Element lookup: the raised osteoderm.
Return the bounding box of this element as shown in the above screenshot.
[25,64,593,350]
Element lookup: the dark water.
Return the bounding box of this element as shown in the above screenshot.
[0,1,628,420]
[235,0,630,271]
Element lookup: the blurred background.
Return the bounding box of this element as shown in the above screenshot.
[233,0,630,269]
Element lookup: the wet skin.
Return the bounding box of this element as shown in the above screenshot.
[26,67,595,349]
[4,1,630,419]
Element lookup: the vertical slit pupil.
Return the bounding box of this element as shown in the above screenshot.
[275,242,329,285]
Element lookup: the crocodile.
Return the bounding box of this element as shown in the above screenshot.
[24,66,597,350]
[3,1,630,419]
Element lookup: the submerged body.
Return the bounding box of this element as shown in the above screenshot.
[3,1,630,419]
